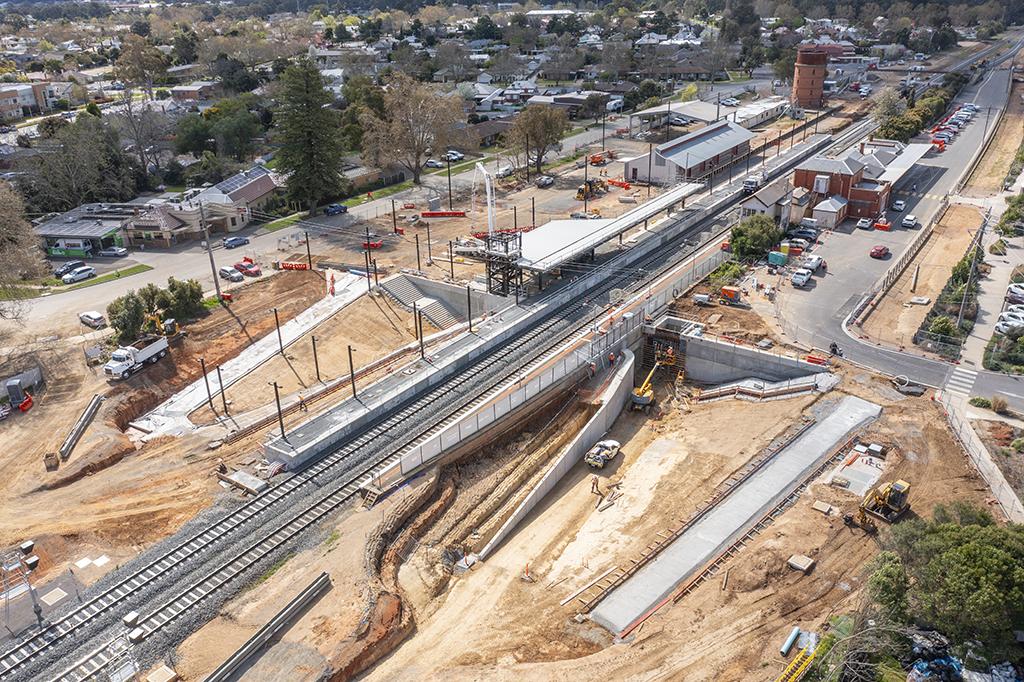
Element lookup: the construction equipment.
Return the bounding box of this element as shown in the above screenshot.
[575,178,608,201]
[774,644,817,682]
[719,286,742,306]
[631,346,676,410]
[103,335,169,380]
[584,440,621,468]
[145,314,178,336]
[589,150,617,165]
[844,479,911,532]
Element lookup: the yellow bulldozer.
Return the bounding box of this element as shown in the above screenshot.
[631,346,676,411]
[844,479,911,533]
[575,178,608,201]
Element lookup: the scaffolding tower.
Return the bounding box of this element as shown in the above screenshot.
[2,541,41,635]
[484,231,523,297]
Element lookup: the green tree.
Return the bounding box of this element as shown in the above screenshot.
[165,277,204,319]
[730,214,781,260]
[275,58,344,214]
[506,104,570,173]
[85,101,102,117]
[211,109,260,161]
[0,182,45,320]
[171,28,198,65]
[107,290,146,342]
[38,116,69,139]
[928,315,956,337]
[175,114,214,157]
[868,551,909,619]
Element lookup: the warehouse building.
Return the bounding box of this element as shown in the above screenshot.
[623,120,754,185]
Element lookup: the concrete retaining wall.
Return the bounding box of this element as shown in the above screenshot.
[683,334,825,383]
[477,349,635,560]
[402,275,506,320]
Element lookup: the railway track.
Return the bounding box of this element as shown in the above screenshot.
[0,106,912,682]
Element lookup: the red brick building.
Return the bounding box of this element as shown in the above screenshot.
[792,155,891,225]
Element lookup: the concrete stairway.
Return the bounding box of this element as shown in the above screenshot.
[380,275,461,329]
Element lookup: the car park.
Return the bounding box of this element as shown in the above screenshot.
[425,159,445,169]
[535,175,554,188]
[54,260,87,278]
[901,215,918,228]
[234,261,261,277]
[62,265,96,284]
[324,203,347,215]
[223,236,249,249]
[856,218,873,229]
[891,200,906,212]
[78,311,106,328]
[97,246,128,257]
[790,268,813,287]
[870,245,890,259]
[219,266,244,282]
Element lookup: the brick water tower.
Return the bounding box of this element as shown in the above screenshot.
[792,47,827,109]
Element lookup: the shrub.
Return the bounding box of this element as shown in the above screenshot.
[968,396,991,408]
[928,315,956,337]
[989,239,1007,256]
[708,260,745,285]
[1011,438,1024,453]
[991,395,1009,414]
[729,214,781,261]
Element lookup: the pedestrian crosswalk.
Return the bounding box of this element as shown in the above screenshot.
[894,191,944,201]
[945,366,978,398]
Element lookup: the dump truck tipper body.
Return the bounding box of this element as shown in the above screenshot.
[104,335,169,379]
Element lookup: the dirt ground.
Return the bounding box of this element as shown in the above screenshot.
[189,293,419,423]
[964,52,1024,196]
[860,204,982,348]
[973,418,1024,500]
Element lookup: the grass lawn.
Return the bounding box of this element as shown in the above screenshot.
[2,264,154,300]
[343,180,414,206]
[264,212,305,232]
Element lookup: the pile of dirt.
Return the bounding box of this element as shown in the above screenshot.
[669,295,775,343]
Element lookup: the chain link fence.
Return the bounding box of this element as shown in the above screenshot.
[938,391,1024,523]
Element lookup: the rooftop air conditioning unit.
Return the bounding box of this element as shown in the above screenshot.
[812,174,829,194]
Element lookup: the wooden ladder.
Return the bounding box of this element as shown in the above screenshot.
[362,486,382,510]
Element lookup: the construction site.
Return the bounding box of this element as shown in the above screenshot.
[0,38,1022,682]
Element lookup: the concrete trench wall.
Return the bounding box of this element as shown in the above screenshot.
[682,334,826,383]
[402,275,507,320]
[477,349,636,560]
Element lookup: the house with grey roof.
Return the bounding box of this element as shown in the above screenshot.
[623,120,755,185]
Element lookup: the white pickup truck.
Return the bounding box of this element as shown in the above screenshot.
[104,335,169,379]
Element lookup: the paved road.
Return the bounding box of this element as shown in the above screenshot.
[774,49,1024,409]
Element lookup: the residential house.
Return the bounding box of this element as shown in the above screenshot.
[169,81,221,103]
[466,119,512,148]
[35,203,135,256]
[740,177,794,224]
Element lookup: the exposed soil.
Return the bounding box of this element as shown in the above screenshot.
[972,418,1024,500]
[860,204,982,349]
[669,286,778,344]
[964,52,1024,195]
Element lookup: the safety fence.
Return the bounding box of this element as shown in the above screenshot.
[938,391,1024,523]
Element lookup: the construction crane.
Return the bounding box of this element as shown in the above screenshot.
[844,479,911,533]
[631,346,676,411]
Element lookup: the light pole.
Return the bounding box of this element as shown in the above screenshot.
[198,202,222,303]
[269,381,287,442]
[446,157,453,211]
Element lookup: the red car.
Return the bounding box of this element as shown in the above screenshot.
[870,245,890,259]
[234,260,262,276]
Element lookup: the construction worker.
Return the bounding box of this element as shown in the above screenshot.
[608,351,616,366]
[298,395,308,412]
[591,475,600,495]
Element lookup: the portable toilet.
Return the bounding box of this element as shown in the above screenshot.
[768,251,787,266]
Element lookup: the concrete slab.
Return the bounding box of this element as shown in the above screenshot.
[590,395,881,635]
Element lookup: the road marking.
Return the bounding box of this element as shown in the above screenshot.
[945,367,978,396]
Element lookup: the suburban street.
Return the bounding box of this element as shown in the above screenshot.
[771,45,1024,409]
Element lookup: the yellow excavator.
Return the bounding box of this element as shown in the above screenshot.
[631,346,676,411]
[145,313,178,336]
[844,479,911,533]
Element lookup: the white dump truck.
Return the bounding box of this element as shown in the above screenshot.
[104,335,169,379]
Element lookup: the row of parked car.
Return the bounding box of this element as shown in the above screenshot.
[997,285,1024,334]
[51,248,128,284]
[931,102,978,147]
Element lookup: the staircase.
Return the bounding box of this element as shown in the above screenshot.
[380,275,461,329]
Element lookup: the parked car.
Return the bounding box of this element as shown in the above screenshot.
[995,320,1024,335]
[802,254,824,271]
[324,203,347,215]
[535,175,554,188]
[891,200,906,212]
[870,245,890,259]
[856,218,873,229]
[785,238,810,250]
[234,261,262,277]
[790,268,813,287]
[1005,304,1024,314]
[901,215,918,228]
[787,229,818,242]
[223,236,249,249]
[0,125,16,133]
[78,311,106,328]
[495,165,514,178]
[721,97,740,106]
[219,266,244,282]
[53,260,87,278]
[97,246,128,257]
[1008,284,1024,302]
[62,265,96,284]
[669,115,689,126]
[425,159,444,169]
[998,311,1024,325]
[444,150,464,161]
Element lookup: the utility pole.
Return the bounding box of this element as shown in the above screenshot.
[466,285,473,332]
[531,197,535,226]
[647,142,653,198]
[304,231,312,269]
[199,203,222,302]
[270,381,287,442]
[199,357,214,413]
[426,222,433,264]
[391,199,397,234]
[347,345,356,399]
[446,158,454,211]
[417,307,425,359]
[601,110,606,151]
[957,220,985,328]
[273,307,284,355]
[584,158,589,213]
[311,335,321,382]
[372,259,379,287]
[216,365,228,414]
[448,241,455,279]
[415,234,422,271]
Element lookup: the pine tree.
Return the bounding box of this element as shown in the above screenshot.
[275,58,343,215]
